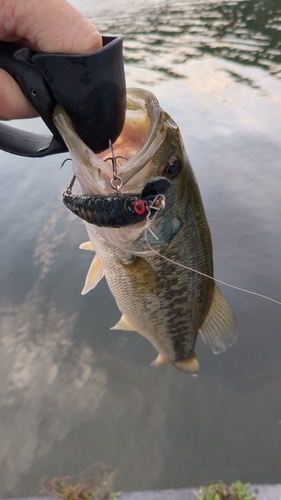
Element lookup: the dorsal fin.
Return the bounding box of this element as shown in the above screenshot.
[199,284,238,354]
[111,315,135,331]
[173,351,199,374]
[79,241,95,251]
[81,255,104,295]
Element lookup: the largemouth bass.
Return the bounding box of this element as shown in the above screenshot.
[54,88,237,374]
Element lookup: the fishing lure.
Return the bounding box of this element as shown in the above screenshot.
[62,176,171,228]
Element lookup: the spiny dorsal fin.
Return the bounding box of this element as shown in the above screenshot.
[111,315,135,331]
[150,353,168,367]
[199,284,238,354]
[81,255,104,295]
[173,351,199,374]
[79,241,95,251]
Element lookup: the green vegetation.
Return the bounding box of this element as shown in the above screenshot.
[39,466,119,500]
[195,481,255,500]
[39,473,254,500]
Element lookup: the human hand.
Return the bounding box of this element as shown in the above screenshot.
[0,0,102,120]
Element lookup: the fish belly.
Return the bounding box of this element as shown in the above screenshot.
[87,222,214,364]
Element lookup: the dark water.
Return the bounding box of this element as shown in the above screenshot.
[0,0,281,496]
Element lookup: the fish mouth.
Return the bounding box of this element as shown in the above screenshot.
[53,89,167,197]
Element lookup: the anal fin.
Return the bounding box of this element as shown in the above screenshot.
[81,255,104,295]
[150,353,168,367]
[111,315,135,331]
[199,284,238,354]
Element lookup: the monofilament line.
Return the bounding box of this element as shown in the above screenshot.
[144,225,281,306]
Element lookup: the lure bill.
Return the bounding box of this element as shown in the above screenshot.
[62,176,171,228]
[54,88,238,374]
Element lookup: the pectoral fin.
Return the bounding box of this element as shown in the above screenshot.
[199,284,238,354]
[173,351,199,374]
[111,315,135,331]
[79,241,95,251]
[81,255,104,295]
[121,256,159,294]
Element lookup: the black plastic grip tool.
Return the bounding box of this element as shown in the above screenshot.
[0,36,126,157]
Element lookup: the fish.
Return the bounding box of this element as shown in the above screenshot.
[53,88,237,374]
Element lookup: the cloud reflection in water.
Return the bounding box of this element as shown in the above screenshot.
[0,208,107,495]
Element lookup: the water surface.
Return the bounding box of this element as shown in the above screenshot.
[0,0,281,496]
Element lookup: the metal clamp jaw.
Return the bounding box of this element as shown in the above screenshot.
[0,36,126,156]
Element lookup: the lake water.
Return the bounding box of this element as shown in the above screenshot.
[0,0,281,496]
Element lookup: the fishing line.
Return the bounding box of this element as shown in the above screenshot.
[143,224,281,306]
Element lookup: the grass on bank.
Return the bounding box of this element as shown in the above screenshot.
[40,470,254,500]
[195,480,255,500]
[39,466,119,500]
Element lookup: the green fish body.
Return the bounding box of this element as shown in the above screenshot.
[54,89,237,373]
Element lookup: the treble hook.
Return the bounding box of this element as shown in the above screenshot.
[146,194,166,222]
[65,175,76,194]
[104,140,128,192]
[60,157,72,169]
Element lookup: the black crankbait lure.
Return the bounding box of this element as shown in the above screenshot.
[62,177,171,228]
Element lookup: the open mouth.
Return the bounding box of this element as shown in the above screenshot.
[53,89,167,197]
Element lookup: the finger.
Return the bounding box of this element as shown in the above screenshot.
[14,0,102,54]
[0,0,102,120]
[0,69,38,119]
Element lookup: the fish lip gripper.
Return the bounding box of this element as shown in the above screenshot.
[0,35,126,157]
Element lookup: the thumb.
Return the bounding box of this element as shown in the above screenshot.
[1,0,102,53]
[0,0,102,119]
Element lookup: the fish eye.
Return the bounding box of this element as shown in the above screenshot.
[161,156,181,179]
